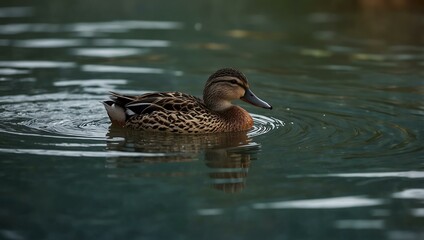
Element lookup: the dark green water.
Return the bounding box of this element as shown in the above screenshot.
[0,0,423,239]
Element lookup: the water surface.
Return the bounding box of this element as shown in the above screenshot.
[0,1,423,239]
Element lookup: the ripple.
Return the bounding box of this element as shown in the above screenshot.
[67,20,183,33]
[249,113,285,137]
[317,65,359,71]
[197,208,224,216]
[0,92,279,154]
[81,64,164,74]
[0,68,30,75]
[71,48,148,58]
[1,88,417,161]
[253,196,384,209]
[93,39,170,48]
[265,106,422,159]
[14,38,85,48]
[0,20,183,35]
[0,61,75,68]
[0,148,165,157]
[411,208,424,217]
[54,79,128,87]
[54,79,130,94]
[334,219,385,229]
[0,93,109,140]
[291,171,424,179]
[0,23,60,35]
[392,189,424,200]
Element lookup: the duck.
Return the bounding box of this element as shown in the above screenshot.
[102,68,272,134]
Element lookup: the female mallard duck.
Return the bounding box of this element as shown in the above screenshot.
[103,68,272,134]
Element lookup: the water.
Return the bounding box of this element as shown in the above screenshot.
[0,0,423,239]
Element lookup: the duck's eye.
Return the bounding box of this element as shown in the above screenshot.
[230,80,238,85]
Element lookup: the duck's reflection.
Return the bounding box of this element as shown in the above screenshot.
[105,127,260,193]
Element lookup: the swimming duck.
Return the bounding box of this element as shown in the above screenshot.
[103,68,272,134]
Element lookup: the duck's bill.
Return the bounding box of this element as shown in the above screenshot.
[241,88,272,109]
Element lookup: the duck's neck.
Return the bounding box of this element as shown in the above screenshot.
[204,93,232,112]
[218,106,254,131]
[206,101,232,112]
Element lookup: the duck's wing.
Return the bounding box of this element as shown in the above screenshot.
[108,91,138,105]
[124,92,205,116]
[103,91,205,125]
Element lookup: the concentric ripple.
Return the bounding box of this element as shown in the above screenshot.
[0,93,281,158]
[0,93,109,141]
[1,89,419,160]
[0,93,281,139]
[264,106,422,160]
[249,113,285,137]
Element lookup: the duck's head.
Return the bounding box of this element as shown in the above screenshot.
[203,68,272,112]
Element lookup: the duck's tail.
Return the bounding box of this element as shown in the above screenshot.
[102,100,126,127]
[103,92,137,127]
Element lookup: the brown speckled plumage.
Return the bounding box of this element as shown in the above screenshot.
[103,68,272,134]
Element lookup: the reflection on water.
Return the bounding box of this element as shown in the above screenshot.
[106,127,259,193]
[253,196,384,209]
[81,64,165,74]
[334,219,385,229]
[0,61,75,68]
[392,189,424,200]
[0,20,183,35]
[92,39,171,48]
[67,20,183,32]
[292,171,424,179]
[70,48,148,58]
[14,39,85,48]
